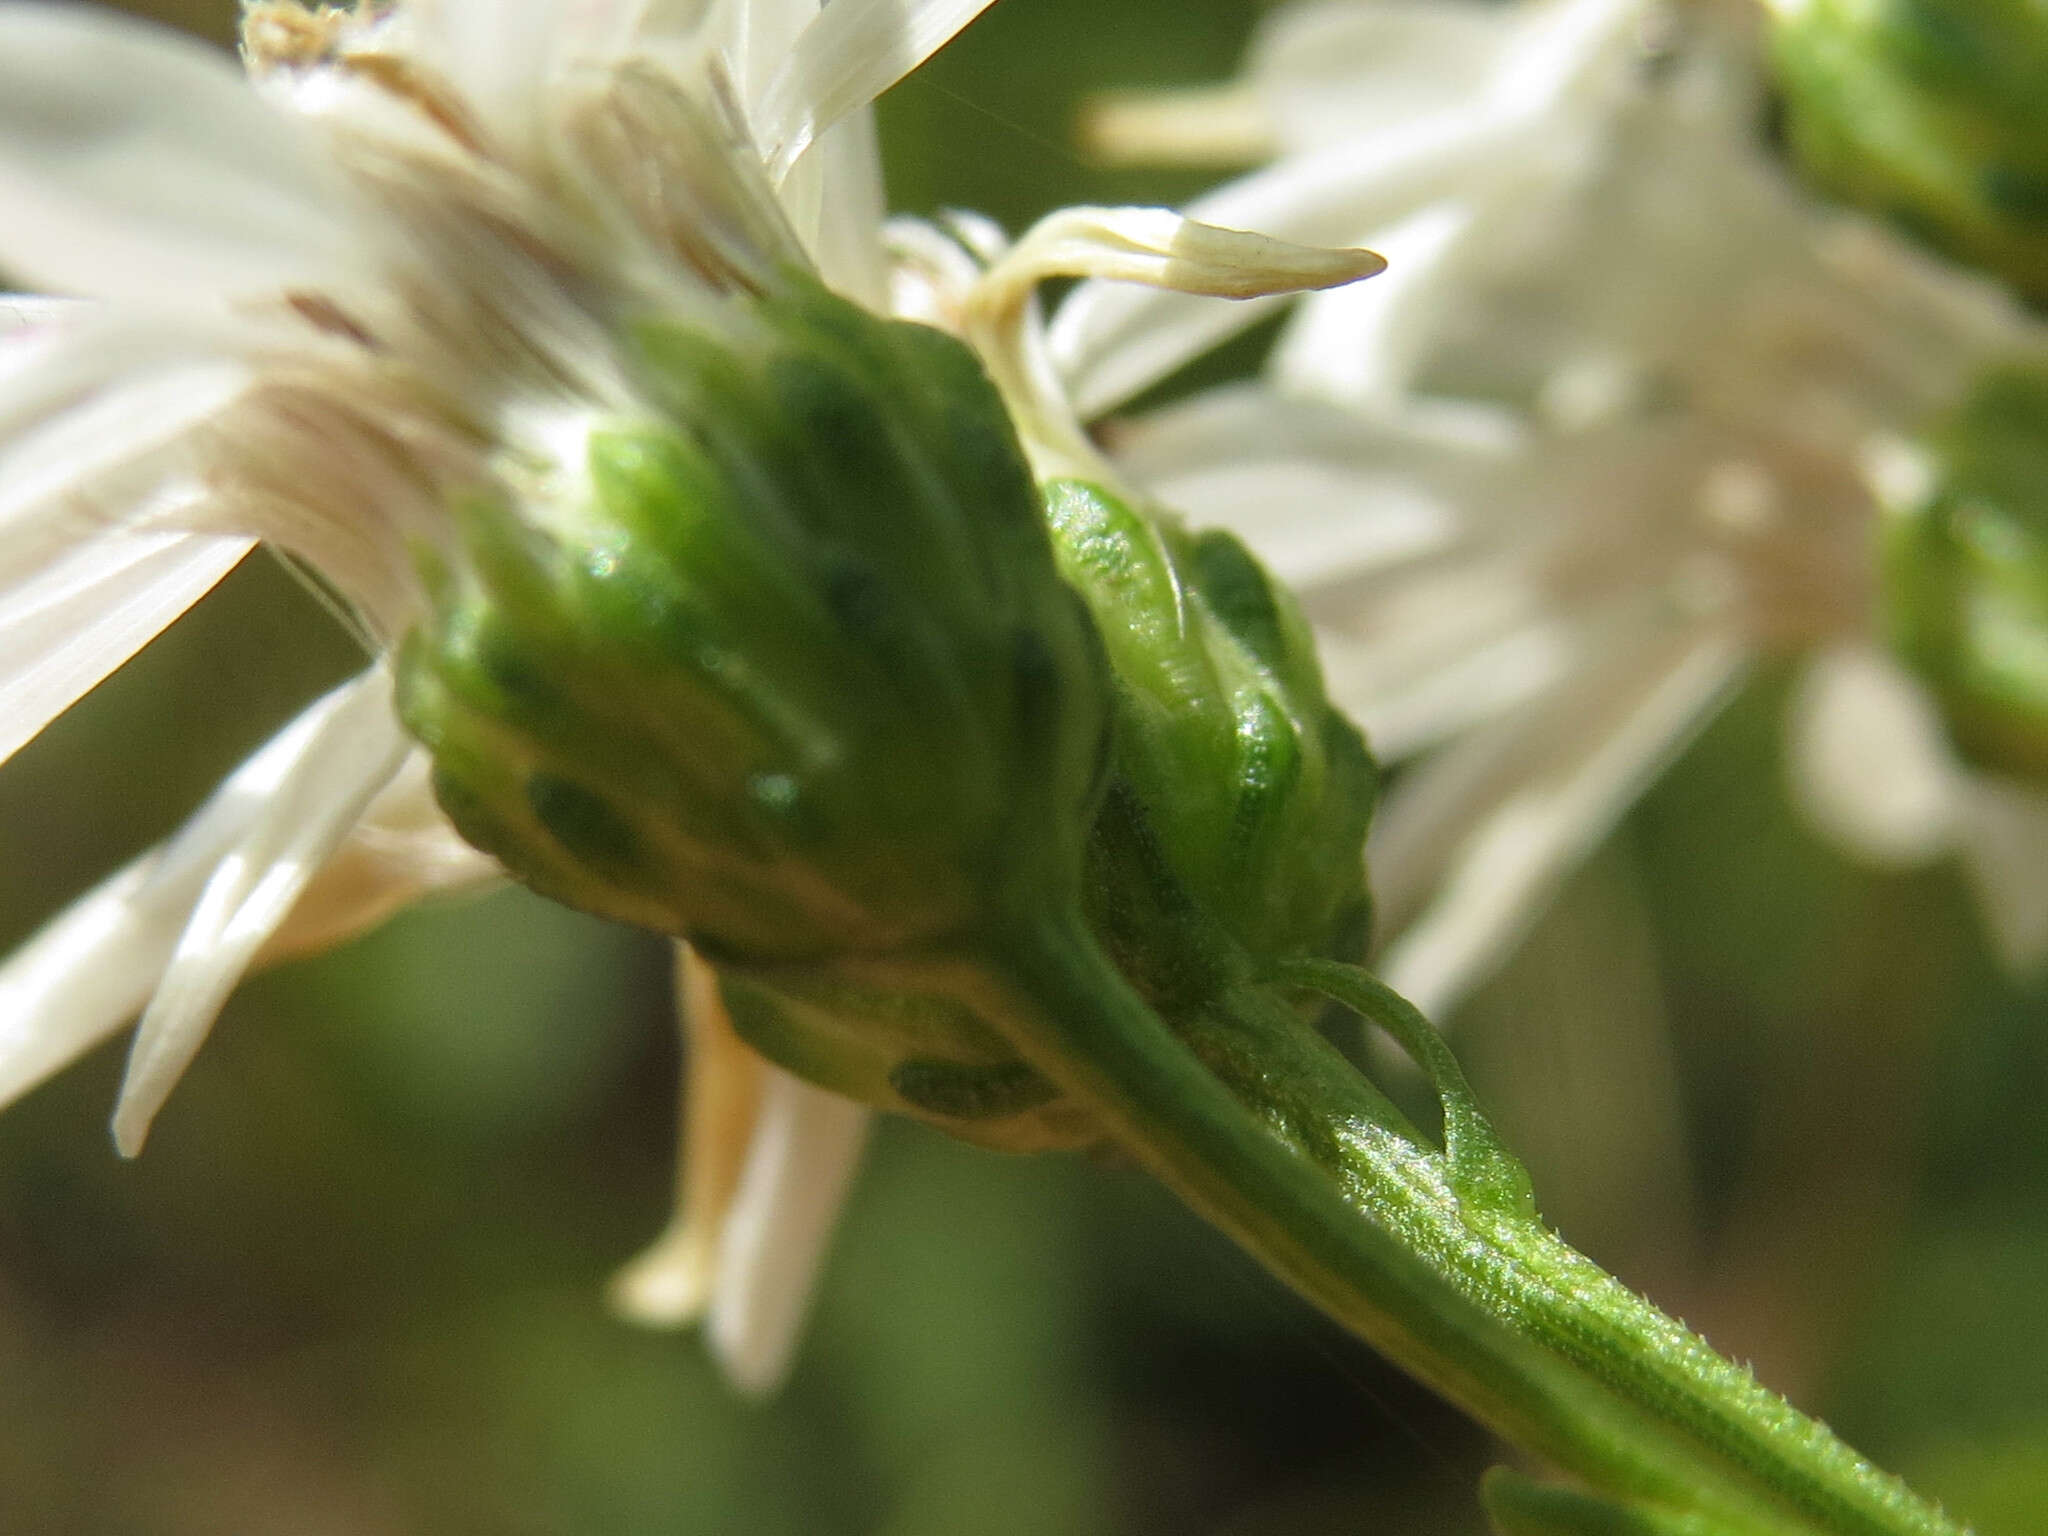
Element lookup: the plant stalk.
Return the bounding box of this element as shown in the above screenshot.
[945,906,1962,1536]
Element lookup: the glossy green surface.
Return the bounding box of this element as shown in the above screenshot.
[399,277,1111,965]
[1771,0,2048,299]
[1043,480,1375,1006]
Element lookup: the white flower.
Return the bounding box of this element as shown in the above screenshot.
[1057,0,2048,1016]
[0,0,1006,1396]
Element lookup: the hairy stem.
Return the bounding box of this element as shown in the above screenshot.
[949,907,1961,1536]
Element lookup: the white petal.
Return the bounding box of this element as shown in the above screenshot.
[1953,775,2048,975]
[1785,646,1963,867]
[1301,540,1578,762]
[1266,200,1479,414]
[1323,613,1578,763]
[1149,456,1459,592]
[0,729,483,1120]
[257,750,502,961]
[1111,374,1513,480]
[705,1069,870,1396]
[0,375,244,567]
[1110,384,1520,608]
[0,312,248,446]
[1249,0,1514,148]
[1049,0,1645,417]
[0,792,274,1120]
[981,205,1384,310]
[710,0,817,118]
[802,109,890,308]
[405,0,651,159]
[0,321,253,601]
[966,208,1383,480]
[1080,83,1274,168]
[632,0,721,40]
[757,0,1000,182]
[1374,632,1747,1018]
[0,4,365,304]
[406,0,565,121]
[0,858,172,1115]
[609,945,769,1327]
[112,667,410,1155]
[1,293,71,333]
[0,528,251,769]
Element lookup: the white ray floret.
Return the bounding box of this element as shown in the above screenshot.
[0,0,1020,1394]
[610,945,769,1329]
[0,525,252,768]
[110,667,413,1154]
[1054,0,1646,420]
[1067,0,2048,1010]
[706,1067,872,1396]
[0,690,492,1121]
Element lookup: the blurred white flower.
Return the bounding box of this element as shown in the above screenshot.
[1057,0,2048,1016]
[0,0,1006,1396]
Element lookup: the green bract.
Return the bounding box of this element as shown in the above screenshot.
[397,277,1378,1151]
[1043,479,1376,1004]
[706,478,1381,1152]
[1883,357,2048,779]
[398,276,1112,968]
[1769,0,2048,299]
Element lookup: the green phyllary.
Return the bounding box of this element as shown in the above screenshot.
[399,276,1112,968]
[1768,0,2048,299]
[1882,356,2048,779]
[1041,478,1376,1003]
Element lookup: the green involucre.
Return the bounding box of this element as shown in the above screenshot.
[681,472,1384,1152]
[1769,0,2048,298]
[397,276,1112,968]
[1043,478,1376,1006]
[1883,356,2048,779]
[398,272,1381,1151]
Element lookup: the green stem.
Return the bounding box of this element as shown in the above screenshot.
[951,906,1962,1536]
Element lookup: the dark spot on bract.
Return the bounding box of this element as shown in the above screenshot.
[1982,165,2048,227]
[1010,625,1063,748]
[889,1057,1060,1119]
[528,773,641,870]
[823,553,892,641]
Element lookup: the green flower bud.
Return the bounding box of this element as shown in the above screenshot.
[397,276,1113,969]
[397,281,1375,1156]
[687,479,1380,1152]
[1042,479,1377,1003]
[1768,0,2048,299]
[1881,356,2048,778]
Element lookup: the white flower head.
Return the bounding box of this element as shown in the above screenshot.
[1058,0,2048,1014]
[0,0,1394,1402]
[0,0,1008,1393]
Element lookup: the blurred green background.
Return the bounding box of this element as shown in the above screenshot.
[3,1,2047,1531]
